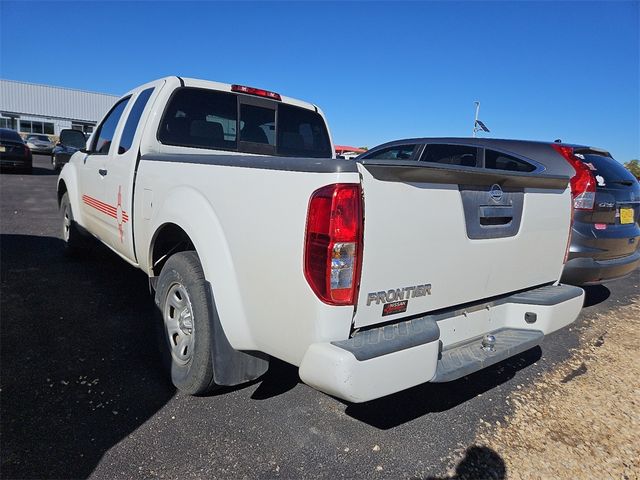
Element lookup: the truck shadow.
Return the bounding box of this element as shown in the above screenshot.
[0,234,174,480]
[343,346,541,429]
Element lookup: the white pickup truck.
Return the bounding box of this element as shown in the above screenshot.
[58,77,584,402]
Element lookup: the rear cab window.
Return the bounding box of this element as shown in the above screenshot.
[158,87,332,158]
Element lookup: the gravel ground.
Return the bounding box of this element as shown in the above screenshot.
[440,293,640,479]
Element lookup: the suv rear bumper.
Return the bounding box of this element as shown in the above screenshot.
[561,250,640,286]
[299,285,584,403]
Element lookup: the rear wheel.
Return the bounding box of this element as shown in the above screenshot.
[154,251,217,395]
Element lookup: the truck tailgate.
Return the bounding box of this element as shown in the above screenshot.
[354,161,572,328]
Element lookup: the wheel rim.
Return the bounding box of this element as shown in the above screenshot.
[163,283,195,365]
[63,206,71,242]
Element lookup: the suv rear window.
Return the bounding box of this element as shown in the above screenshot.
[158,88,332,158]
[577,153,637,184]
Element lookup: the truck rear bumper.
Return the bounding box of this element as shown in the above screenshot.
[298,284,584,403]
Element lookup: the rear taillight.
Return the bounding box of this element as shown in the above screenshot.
[304,183,363,305]
[552,144,596,210]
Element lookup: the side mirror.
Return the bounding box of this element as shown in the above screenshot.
[59,128,88,151]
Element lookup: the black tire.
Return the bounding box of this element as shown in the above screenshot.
[60,192,85,255]
[154,251,217,395]
[52,155,59,171]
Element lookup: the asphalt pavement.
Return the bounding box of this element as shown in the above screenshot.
[1,155,638,480]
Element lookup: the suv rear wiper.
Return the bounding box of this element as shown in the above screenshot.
[611,180,634,186]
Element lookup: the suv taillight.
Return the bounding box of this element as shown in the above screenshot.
[552,144,596,211]
[304,183,363,305]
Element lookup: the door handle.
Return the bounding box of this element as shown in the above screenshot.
[98,168,108,177]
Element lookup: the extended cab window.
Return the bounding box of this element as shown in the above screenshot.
[485,149,535,172]
[93,98,130,154]
[420,144,479,167]
[364,144,418,160]
[118,88,154,155]
[159,88,237,150]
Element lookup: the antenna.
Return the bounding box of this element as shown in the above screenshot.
[473,101,480,138]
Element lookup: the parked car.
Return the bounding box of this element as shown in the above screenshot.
[51,129,86,171]
[0,128,32,173]
[554,145,640,285]
[25,134,55,154]
[58,79,583,403]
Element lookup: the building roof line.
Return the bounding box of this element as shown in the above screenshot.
[0,78,120,98]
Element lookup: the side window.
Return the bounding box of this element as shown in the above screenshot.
[364,144,418,160]
[92,98,130,154]
[158,88,237,150]
[485,149,535,172]
[118,88,154,155]
[420,144,479,167]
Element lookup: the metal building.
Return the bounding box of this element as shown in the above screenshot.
[0,79,119,137]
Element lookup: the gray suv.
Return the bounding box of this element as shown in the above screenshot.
[358,138,640,286]
[554,144,640,285]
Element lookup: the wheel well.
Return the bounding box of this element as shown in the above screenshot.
[57,180,67,207]
[151,224,195,277]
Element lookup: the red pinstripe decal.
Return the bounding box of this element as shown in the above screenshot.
[82,195,129,223]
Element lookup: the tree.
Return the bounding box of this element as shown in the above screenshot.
[623,159,640,179]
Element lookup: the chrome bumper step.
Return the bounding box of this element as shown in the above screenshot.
[431,328,544,382]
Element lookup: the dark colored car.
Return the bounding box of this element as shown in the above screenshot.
[358,137,640,286]
[51,129,86,171]
[0,128,32,173]
[554,145,640,285]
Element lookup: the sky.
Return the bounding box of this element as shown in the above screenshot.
[1,1,638,161]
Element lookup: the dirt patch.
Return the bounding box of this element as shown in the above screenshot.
[441,296,640,479]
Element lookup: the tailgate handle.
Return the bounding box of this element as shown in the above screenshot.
[479,206,513,226]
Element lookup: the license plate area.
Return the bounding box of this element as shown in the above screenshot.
[619,207,634,224]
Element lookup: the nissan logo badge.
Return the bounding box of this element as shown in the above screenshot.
[490,184,503,202]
